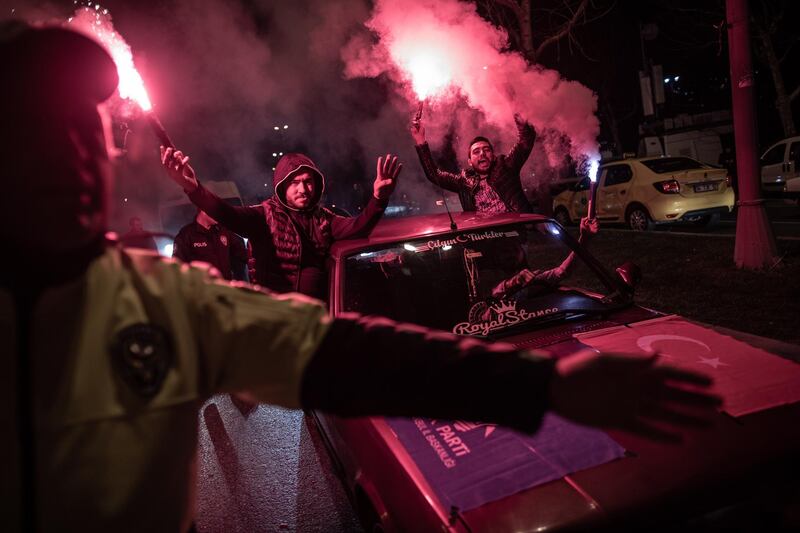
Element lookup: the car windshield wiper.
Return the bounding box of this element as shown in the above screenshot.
[482,308,608,340]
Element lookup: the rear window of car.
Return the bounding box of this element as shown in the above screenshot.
[640,157,705,173]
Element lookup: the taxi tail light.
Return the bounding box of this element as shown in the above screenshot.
[725,174,732,187]
[653,179,681,194]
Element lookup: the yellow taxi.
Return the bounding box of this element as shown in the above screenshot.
[552,156,735,231]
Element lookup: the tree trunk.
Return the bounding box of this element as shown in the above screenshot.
[727,0,778,270]
[518,0,535,62]
[755,22,797,137]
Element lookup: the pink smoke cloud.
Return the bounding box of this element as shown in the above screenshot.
[342,0,600,178]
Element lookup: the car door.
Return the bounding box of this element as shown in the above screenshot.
[760,142,788,190]
[788,141,800,180]
[597,164,632,221]
[785,141,800,193]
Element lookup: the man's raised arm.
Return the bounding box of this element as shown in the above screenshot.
[507,114,537,171]
[332,154,403,240]
[160,146,264,239]
[411,118,466,193]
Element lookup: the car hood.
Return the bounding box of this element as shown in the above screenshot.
[497,304,660,354]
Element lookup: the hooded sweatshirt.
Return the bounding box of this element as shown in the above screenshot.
[187,153,388,298]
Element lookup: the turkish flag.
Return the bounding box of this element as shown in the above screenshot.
[575,316,800,417]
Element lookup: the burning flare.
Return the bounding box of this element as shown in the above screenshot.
[68,3,152,110]
[588,159,600,183]
[67,3,173,148]
[404,50,452,100]
[345,0,603,189]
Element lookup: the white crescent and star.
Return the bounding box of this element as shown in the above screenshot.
[697,356,730,369]
[635,334,730,369]
[636,334,711,355]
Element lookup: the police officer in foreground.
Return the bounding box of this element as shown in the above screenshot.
[0,23,720,532]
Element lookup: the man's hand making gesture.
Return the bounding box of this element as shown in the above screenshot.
[373,154,403,201]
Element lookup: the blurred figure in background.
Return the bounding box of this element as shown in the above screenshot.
[120,215,158,251]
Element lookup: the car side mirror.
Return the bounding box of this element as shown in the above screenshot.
[615,261,641,292]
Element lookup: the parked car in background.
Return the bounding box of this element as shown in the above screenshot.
[553,156,735,231]
[312,212,800,532]
[760,136,800,195]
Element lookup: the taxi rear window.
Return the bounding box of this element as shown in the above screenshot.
[641,157,704,173]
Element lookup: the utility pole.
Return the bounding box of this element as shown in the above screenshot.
[726,0,777,269]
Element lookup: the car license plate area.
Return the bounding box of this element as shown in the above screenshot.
[693,182,718,193]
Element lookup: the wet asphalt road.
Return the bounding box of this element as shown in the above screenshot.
[196,395,363,532]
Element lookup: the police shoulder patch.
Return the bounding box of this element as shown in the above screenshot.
[110,323,173,398]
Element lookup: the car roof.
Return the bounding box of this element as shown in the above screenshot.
[601,155,701,167]
[330,211,551,259]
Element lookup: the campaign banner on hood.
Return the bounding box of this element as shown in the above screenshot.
[576,316,800,417]
[387,414,625,512]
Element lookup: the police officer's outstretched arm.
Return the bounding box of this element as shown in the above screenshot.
[296,313,720,442]
[172,260,718,442]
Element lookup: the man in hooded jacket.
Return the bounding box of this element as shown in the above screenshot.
[161,148,401,299]
[1,22,721,533]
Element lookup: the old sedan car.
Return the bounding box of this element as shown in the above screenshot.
[553,156,735,231]
[312,211,800,531]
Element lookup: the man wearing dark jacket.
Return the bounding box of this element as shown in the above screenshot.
[161,149,401,299]
[2,23,719,532]
[173,210,248,281]
[411,113,536,213]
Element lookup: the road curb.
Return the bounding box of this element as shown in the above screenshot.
[595,228,800,241]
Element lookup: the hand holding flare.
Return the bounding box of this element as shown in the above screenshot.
[410,102,426,145]
[587,159,600,219]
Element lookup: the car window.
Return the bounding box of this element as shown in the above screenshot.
[761,143,786,165]
[789,142,800,166]
[640,157,704,173]
[603,165,633,187]
[574,176,591,191]
[341,222,625,338]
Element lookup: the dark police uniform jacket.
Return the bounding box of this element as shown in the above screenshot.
[173,221,248,281]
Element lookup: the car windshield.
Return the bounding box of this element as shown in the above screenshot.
[641,157,704,173]
[341,221,628,338]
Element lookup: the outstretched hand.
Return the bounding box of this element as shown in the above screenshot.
[374,154,403,201]
[548,349,721,443]
[160,146,198,193]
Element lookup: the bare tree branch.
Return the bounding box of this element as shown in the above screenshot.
[778,36,797,64]
[491,0,523,20]
[534,0,590,59]
[790,85,800,103]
